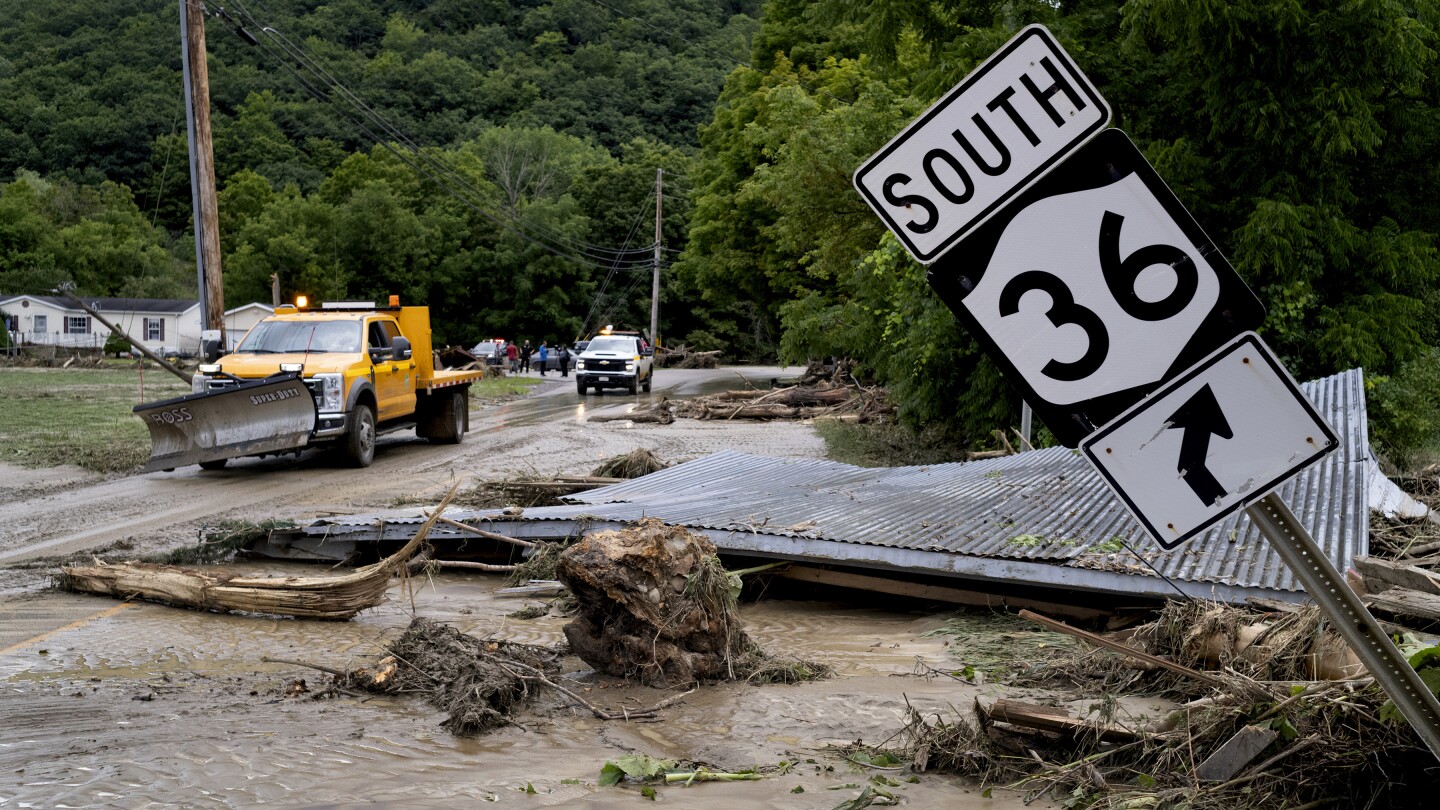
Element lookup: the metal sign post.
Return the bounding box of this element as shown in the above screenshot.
[1247,493,1440,758]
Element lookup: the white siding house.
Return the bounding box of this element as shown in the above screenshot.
[0,295,273,355]
[177,301,274,351]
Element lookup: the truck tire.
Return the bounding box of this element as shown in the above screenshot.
[428,390,466,445]
[344,404,376,467]
[576,379,587,395]
[627,374,638,395]
[642,371,652,393]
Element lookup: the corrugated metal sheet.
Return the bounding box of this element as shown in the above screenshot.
[294,368,1371,602]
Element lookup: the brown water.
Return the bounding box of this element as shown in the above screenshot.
[0,569,1056,808]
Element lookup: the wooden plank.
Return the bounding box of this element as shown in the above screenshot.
[1352,557,1440,597]
[1195,725,1279,781]
[1365,588,1440,624]
[778,566,1109,621]
[985,699,1138,742]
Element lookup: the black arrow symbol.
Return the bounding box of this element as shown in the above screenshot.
[1165,384,1232,505]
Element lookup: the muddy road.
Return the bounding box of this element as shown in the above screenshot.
[0,367,1074,808]
[0,366,808,570]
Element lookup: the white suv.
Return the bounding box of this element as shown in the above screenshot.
[575,335,653,395]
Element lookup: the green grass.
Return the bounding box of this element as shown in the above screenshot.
[0,366,191,472]
[0,367,545,474]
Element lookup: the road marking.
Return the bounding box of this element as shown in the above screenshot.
[0,601,136,656]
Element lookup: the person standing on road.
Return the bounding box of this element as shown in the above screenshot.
[558,343,571,377]
[520,339,532,373]
[505,340,519,373]
[537,341,549,376]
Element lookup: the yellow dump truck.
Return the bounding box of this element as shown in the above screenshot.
[135,299,484,471]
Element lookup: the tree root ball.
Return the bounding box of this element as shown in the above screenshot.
[556,518,757,686]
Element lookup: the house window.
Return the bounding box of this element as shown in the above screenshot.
[33,315,47,333]
[65,316,89,334]
[144,318,165,341]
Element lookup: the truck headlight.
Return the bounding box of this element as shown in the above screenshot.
[625,362,635,371]
[576,360,586,370]
[313,372,343,412]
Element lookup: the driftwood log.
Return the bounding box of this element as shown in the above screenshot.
[59,488,455,620]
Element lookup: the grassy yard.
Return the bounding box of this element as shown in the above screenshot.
[0,366,192,472]
[0,366,542,473]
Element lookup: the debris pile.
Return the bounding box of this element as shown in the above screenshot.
[859,601,1439,809]
[590,448,670,478]
[589,383,894,424]
[343,616,565,735]
[555,518,827,686]
[1361,484,1440,626]
[463,449,671,508]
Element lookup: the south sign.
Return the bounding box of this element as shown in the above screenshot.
[853,25,1110,264]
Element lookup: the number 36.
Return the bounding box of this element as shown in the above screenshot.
[997,211,1198,381]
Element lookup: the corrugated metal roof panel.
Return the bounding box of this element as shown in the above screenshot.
[297,369,1371,600]
[558,368,1369,594]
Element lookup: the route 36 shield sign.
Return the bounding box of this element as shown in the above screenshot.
[927,129,1265,446]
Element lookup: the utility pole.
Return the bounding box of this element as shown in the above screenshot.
[650,168,662,348]
[181,0,225,346]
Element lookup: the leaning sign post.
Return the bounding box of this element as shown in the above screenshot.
[854,24,1440,759]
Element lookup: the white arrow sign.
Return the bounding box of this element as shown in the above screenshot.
[1080,332,1338,549]
[853,24,1109,264]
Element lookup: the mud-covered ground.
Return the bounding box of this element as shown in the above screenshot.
[0,368,1102,807]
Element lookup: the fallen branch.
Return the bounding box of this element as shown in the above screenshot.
[60,485,457,620]
[436,516,537,548]
[1017,609,1244,694]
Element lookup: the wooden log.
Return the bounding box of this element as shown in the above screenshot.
[426,560,516,572]
[779,566,1108,622]
[60,486,456,620]
[984,699,1139,742]
[1365,588,1440,624]
[587,408,674,424]
[1352,556,1440,596]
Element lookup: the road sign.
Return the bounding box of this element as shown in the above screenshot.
[1080,332,1337,549]
[853,24,1109,264]
[928,129,1264,446]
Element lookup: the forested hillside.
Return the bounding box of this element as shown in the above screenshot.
[0,0,759,344]
[3,0,1440,460]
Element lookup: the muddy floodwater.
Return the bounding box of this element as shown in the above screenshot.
[0,569,1078,808]
[0,368,1087,807]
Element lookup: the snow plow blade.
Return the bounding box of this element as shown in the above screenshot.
[135,374,317,472]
